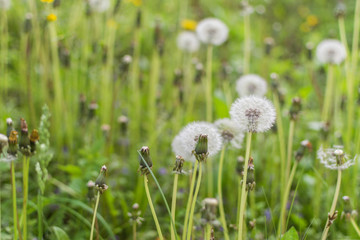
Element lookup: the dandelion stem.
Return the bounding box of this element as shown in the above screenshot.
[11,161,19,240]
[277,161,298,237]
[321,64,334,124]
[183,161,199,240]
[144,176,164,240]
[170,174,179,240]
[90,191,100,240]
[205,223,211,240]
[133,221,137,240]
[321,169,342,240]
[237,132,252,240]
[22,156,30,240]
[350,217,360,237]
[285,120,295,182]
[217,146,230,240]
[186,161,203,240]
[243,12,251,74]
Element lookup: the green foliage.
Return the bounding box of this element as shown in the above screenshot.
[281,227,299,240]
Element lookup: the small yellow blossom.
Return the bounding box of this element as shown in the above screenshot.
[306,15,318,27]
[47,13,57,22]
[181,19,197,31]
[41,0,54,3]
[129,0,142,7]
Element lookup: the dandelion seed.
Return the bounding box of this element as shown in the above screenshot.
[88,0,110,13]
[235,74,267,98]
[196,18,229,46]
[316,39,346,65]
[317,145,356,170]
[177,31,200,53]
[214,118,245,149]
[230,96,276,133]
[171,122,222,162]
[0,0,11,10]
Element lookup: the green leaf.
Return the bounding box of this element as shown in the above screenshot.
[58,164,83,176]
[51,226,70,240]
[281,227,299,240]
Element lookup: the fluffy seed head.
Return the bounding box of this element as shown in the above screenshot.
[0,0,11,10]
[196,18,229,46]
[177,31,200,53]
[317,145,355,170]
[316,39,346,65]
[214,118,245,149]
[171,122,222,162]
[230,96,276,133]
[236,74,267,98]
[88,0,110,13]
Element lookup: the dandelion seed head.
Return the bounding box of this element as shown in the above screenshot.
[0,0,11,10]
[196,18,229,46]
[214,118,245,149]
[317,145,355,170]
[236,74,267,97]
[88,0,110,13]
[171,122,222,162]
[230,96,276,133]
[177,31,200,53]
[316,39,346,65]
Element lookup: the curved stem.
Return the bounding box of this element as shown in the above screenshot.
[11,161,18,240]
[350,217,360,237]
[171,174,179,240]
[144,176,164,240]
[237,132,252,240]
[182,161,198,240]
[186,162,203,240]
[321,64,334,123]
[285,120,295,182]
[90,191,100,240]
[217,147,230,240]
[321,170,342,240]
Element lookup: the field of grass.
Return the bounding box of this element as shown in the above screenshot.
[1,0,360,239]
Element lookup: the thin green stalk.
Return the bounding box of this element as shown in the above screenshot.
[186,161,203,240]
[38,191,43,240]
[133,221,137,240]
[243,12,251,74]
[236,176,242,226]
[237,132,252,240]
[182,161,199,240]
[321,64,334,123]
[205,224,211,240]
[350,217,360,237]
[90,191,101,240]
[22,156,29,240]
[277,161,298,237]
[0,10,8,97]
[171,174,179,240]
[217,147,230,240]
[144,176,164,240]
[205,44,213,122]
[321,169,342,240]
[11,161,18,240]
[285,120,295,182]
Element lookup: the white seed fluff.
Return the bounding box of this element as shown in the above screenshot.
[236,74,267,97]
[316,39,347,65]
[0,0,11,10]
[171,122,222,162]
[214,118,245,149]
[230,96,276,133]
[88,0,110,13]
[196,18,229,46]
[317,145,355,170]
[177,31,200,53]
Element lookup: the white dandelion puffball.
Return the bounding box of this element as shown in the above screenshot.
[196,18,229,46]
[0,0,11,10]
[236,74,267,97]
[177,31,200,53]
[317,145,356,170]
[88,0,110,13]
[230,96,276,133]
[171,122,222,162]
[316,39,346,65]
[214,118,245,149]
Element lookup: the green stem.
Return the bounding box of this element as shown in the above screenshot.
[22,156,29,240]
[321,64,334,124]
[186,162,203,240]
[11,161,18,240]
[133,221,137,240]
[237,132,252,240]
[285,120,295,182]
[205,44,213,122]
[243,12,251,74]
[38,190,43,240]
[0,10,8,98]
[144,176,164,240]
[350,217,360,237]
[182,161,198,240]
[217,147,230,240]
[277,161,298,237]
[90,191,100,240]
[321,170,342,240]
[171,174,179,240]
[205,224,211,240]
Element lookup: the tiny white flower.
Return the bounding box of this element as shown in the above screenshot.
[177,31,200,53]
[214,118,245,149]
[316,39,346,65]
[171,122,222,162]
[88,0,110,13]
[230,96,276,133]
[0,0,11,10]
[196,18,229,46]
[317,145,356,170]
[236,74,267,97]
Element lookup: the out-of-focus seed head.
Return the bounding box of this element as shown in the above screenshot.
[318,146,355,170]
[0,134,8,154]
[316,39,346,65]
[335,1,346,18]
[128,202,144,225]
[6,118,13,138]
[239,1,254,16]
[177,31,200,53]
[215,118,245,149]
[289,97,302,121]
[139,146,153,175]
[88,0,110,13]
[201,198,219,226]
[196,18,229,46]
[0,0,11,10]
[264,37,275,55]
[95,165,108,194]
[236,74,267,98]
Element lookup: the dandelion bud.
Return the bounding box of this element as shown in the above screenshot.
[120,55,132,73]
[249,219,256,229]
[7,131,18,156]
[24,13,33,33]
[19,118,31,156]
[246,157,256,191]
[194,134,209,162]
[30,129,39,154]
[88,101,98,119]
[118,115,129,135]
[0,0,11,10]
[335,1,346,18]
[289,97,302,121]
[0,134,8,154]
[327,210,338,227]
[139,146,152,175]
[173,155,185,174]
[95,165,108,194]
[201,198,219,225]
[306,42,314,61]
[264,37,274,56]
[295,140,312,162]
[87,180,95,201]
[341,196,355,220]
[6,118,13,138]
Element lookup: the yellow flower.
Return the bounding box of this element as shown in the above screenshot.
[306,15,318,27]
[41,0,54,2]
[129,0,142,7]
[47,13,57,22]
[181,19,197,31]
